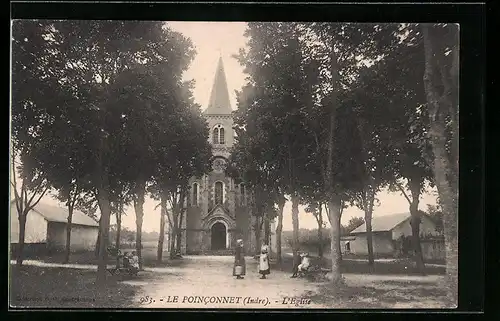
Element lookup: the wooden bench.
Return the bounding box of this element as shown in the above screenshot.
[107,266,139,276]
[301,266,331,281]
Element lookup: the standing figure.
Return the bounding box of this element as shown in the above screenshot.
[259,245,270,279]
[233,239,246,279]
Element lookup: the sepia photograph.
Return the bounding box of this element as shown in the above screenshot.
[10,19,460,310]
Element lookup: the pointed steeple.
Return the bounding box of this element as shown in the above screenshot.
[204,56,232,115]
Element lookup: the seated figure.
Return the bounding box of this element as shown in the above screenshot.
[297,253,311,276]
[129,251,140,273]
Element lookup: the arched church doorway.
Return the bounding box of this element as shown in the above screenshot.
[211,222,226,250]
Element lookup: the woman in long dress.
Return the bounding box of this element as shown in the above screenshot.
[259,245,270,279]
[233,239,246,279]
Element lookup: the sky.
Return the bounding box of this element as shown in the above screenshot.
[11,21,438,232]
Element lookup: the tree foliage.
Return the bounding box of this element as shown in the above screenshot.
[11,20,208,280]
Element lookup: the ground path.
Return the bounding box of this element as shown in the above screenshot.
[126,255,327,309]
[12,256,445,309]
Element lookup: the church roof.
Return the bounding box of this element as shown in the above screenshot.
[204,57,233,115]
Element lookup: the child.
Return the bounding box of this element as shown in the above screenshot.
[129,251,139,273]
[116,249,124,268]
[259,245,270,279]
[123,252,130,268]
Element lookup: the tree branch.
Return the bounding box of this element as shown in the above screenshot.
[10,180,20,200]
[396,181,412,205]
[22,183,28,209]
[71,183,80,209]
[11,153,18,195]
[26,185,50,213]
[26,179,46,208]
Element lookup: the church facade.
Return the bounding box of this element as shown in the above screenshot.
[180,57,255,255]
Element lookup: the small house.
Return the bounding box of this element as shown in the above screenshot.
[10,202,99,256]
[348,212,444,260]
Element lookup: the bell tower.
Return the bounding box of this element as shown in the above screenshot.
[204,56,234,159]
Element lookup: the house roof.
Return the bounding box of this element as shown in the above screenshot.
[10,202,99,227]
[350,212,411,234]
[203,57,233,115]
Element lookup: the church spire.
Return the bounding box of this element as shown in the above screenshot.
[204,56,232,115]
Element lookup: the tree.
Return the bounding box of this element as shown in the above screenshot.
[149,79,212,259]
[298,22,378,283]
[352,24,434,273]
[11,20,204,283]
[304,202,326,258]
[11,20,56,266]
[421,23,459,305]
[153,193,169,262]
[234,22,317,262]
[109,181,132,252]
[10,153,50,266]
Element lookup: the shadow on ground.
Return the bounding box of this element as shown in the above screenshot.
[21,248,187,269]
[272,255,445,276]
[9,265,140,308]
[302,280,449,309]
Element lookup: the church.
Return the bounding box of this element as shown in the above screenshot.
[173,57,276,255]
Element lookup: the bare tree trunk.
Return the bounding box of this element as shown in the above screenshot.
[176,211,183,254]
[17,213,27,266]
[95,216,102,257]
[170,207,179,259]
[254,216,262,255]
[291,194,300,266]
[326,194,343,284]
[409,178,426,273]
[134,179,146,270]
[276,197,285,264]
[96,186,111,284]
[169,226,176,259]
[115,203,122,251]
[422,23,459,306]
[317,205,324,258]
[264,212,270,245]
[64,203,74,264]
[157,193,167,262]
[364,187,375,266]
[323,33,343,285]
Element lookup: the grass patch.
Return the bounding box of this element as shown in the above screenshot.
[303,280,448,308]
[9,265,140,308]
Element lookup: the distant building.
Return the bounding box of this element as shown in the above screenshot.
[10,202,99,255]
[347,212,444,260]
